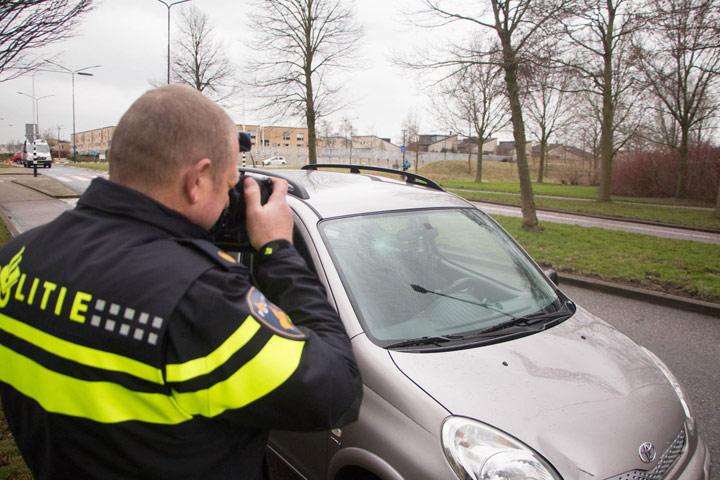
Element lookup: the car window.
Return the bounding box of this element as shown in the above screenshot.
[320,208,560,343]
[239,226,318,284]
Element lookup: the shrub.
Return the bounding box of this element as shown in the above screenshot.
[74,154,102,163]
[612,143,720,202]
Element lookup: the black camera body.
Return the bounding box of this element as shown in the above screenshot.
[210,175,273,250]
[208,132,273,250]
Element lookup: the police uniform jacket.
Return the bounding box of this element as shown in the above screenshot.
[0,177,361,479]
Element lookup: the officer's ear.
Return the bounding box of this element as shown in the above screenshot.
[185,158,212,204]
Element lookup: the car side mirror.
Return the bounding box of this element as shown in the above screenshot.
[544,269,559,286]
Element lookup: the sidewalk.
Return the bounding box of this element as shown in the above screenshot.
[450,187,720,234]
[560,273,720,317]
[2,168,719,317]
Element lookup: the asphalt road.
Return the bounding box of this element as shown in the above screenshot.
[562,283,718,475]
[0,175,72,235]
[43,163,108,193]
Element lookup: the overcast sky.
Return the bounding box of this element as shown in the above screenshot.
[0,0,493,147]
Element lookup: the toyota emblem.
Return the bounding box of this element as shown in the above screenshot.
[638,442,657,464]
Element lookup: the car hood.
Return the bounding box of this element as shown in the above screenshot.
[389,307,687,478]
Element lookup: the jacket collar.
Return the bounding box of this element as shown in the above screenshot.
[77,177,208,239]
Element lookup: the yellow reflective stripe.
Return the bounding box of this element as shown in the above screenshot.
[0,343,191,424]
[174,335,305,417]
[0,311,162,384]
[166,316,261,383]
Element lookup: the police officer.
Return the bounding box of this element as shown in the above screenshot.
[0,85,361,479]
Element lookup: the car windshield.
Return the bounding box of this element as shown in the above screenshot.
[320,208,562,344]
[35,144,50,153]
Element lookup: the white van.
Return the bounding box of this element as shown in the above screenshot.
[22,139,52,168]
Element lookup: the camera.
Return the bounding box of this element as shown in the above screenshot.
[208,132,273,250]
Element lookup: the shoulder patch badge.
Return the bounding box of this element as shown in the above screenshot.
[246,287,306,340]
[217,250,236,264]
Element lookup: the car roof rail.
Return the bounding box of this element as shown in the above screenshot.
[238,167,310,199]
[302,164,445,192]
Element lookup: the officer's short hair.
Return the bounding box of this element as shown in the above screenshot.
[109,85,236,191]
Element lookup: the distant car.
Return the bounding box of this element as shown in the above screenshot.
[234,165,710,480]
[263,156,286,166]
[13,152,21,163]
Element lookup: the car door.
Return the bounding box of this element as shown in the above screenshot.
[267,219,334,478]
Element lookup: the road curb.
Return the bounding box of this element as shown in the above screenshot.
[11,176,80,198]
[0,205,19,238]
[560,273,720,318]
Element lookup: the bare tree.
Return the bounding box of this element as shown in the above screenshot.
[402,112,421,173]
[342,116,357,162]
[171,6,238,104]
[246,0,362,164]
[572,94,602,176]
[522,53,576,183]
[0,0,94,81]
[635,0,720,199]
[408,1,577,229]
[435,52,508,183]
[558,0,646,202]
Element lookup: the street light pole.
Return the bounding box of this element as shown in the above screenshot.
[17,92,54,140]
[155,0,192,84]
[44,61,100,162]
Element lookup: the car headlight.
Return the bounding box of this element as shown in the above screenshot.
[442,416,561,480]
[642,347,695,434]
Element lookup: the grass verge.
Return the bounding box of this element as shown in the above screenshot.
[440,180,713,207]
[443,180,600,199]
[0,410,30,479]
[0,224,30,478]
[494,215,720,302]
[457,190,720,231]
[0,219,9,246]
[60,162,109,172]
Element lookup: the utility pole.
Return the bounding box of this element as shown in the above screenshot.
[44,61,100,162]
[56,125,64,159]
[155,0,192,84]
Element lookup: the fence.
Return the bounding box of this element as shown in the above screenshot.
[247,146,511,169]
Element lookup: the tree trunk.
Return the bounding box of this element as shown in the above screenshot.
[714,175,720,219]
[503,54,539,229]
[675,127,689,198]
[597,70,615,202]
[306,120,317,165]
[597,6,615,203]
[468,131,473,175]
[304,68,317,164]
[475,144,484,183]
[538,138,546,183]
[304,24,317,165]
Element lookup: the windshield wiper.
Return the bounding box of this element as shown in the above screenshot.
[466,302,574,339]
[385,334,464,349]
[410,284,513,319]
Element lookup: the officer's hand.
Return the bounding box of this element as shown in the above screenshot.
[244,177,293,251]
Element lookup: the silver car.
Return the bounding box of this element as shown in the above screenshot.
[239,165,711,480]
[263,156,287,166]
